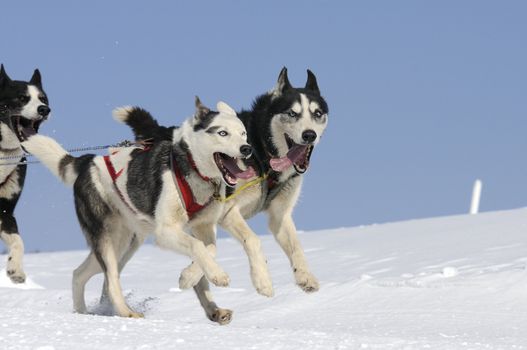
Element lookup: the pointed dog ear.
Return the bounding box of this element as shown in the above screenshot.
[216,101,236,116]
[0,64,12,88]
[194,96,211,121]
[271,67,292,97]
[30,69,42,88]
[305,69,320,94]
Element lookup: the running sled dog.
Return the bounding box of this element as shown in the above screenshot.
[22,98,255,322]
[119,68,329,318]
[0,65,51,283]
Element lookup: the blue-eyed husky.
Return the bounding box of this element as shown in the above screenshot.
[22,98,254,322]
[0,64,51,283]
[117,68,329,323]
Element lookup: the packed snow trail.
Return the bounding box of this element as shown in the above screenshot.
[1,208,527,349]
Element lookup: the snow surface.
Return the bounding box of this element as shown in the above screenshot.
[2,208,527,349]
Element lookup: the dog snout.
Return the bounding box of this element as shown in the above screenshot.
[240,144,252,158]
[302,129,317,144]
[37,105,51,118]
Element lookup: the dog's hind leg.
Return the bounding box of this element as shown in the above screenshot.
[267,179,319,293]
[100,233,145,303]
[95,238,143,318]
[72,251,102,314]
[194,277,233,325]
[219,206,274,297]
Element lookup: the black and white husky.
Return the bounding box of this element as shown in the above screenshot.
[0,64,51,283]
[22,98,254,322]
[118,68,329,321]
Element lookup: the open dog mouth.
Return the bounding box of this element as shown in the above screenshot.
[213,152,256,187]
[13,116,42,141]
[269,134,313,173]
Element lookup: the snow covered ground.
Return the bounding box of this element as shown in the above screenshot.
[2,208,527,349]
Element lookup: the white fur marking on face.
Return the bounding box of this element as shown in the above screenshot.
[299,94,310,117]
[20,85,44,120]
[291,102,302,114]
[309,101,320,114]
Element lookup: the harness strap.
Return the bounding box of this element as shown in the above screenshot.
[171,153,208,218]
[185,153,210,182]
[214,174,268,203]
[103,155,138,215]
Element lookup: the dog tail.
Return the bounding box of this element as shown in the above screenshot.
[22,135,88,186]
[112,106,174,142]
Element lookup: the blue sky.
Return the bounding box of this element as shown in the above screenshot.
[1,1,526,252]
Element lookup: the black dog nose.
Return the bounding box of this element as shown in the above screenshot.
[37,105,51,117]
[302,129,317,143]
[240,145,252,157]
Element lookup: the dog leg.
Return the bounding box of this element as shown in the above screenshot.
[179,244,214,290]
[179,223,217,289]
[220,207,274,297]
[100,233,144,303]
[267,188,319,293]
[96,240,143,318]
[0,214,26,284]
[72,252,102,314]
[194,277,233,325]
[155,225,229,287]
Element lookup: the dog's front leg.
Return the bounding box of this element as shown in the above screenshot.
[155,225,229,287]
[220,206,274,297]
[0,214,26,284]
[266,179,319,293]
[179,223,217,289]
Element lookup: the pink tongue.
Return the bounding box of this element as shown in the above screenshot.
[236,166,257,179]
[222,157,257,180]
[269,145,307,172]
[270,157,292,172]
[287,144,308,163]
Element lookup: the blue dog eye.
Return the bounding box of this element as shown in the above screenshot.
[218,130,228,137]
[288,110,297,117]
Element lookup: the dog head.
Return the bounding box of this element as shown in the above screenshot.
[185,97,255,186]
[267,67,328,174]
[0,64,51,145]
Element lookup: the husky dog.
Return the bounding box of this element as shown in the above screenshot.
[0,64,51,283]
[22,98,254,322]
[118,68,329,321]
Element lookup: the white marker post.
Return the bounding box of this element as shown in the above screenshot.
[470,179,482,214]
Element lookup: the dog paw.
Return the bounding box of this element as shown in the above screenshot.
[179,263,204,289]
[251,267,274,297]
[127,311,144,319]
[209,270,230,287]
[209,308,233,325]
[294,269,319,293]
[6,268,26,284]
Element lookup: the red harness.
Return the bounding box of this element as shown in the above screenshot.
[103,150,211,219]
[103,154,139,215]
[171,153,211,219]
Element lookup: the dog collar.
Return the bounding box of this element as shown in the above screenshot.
[185,152,210,182]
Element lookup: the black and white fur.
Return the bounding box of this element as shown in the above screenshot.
[0,64,51,283]
[118,68,329,322]
[22,98,252,323]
